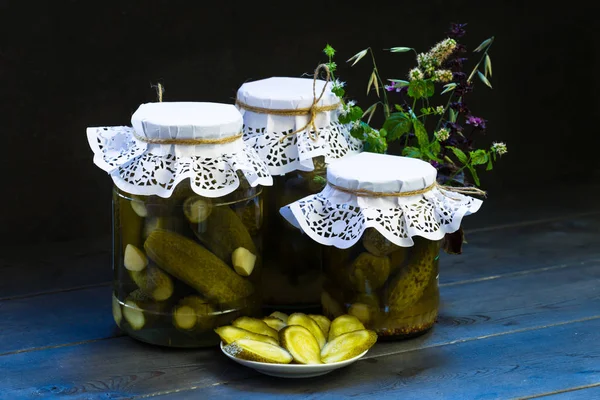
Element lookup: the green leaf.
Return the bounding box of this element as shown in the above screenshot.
[477,71,493,89]
[389,47,413,53]
[407,80,425,99]
[347,49,368,66]
[394,104,405,112]
[388,79,410,87]
[485,54,492,77]
[449,108,457,123]
[323,44,336,57]
[412,119,430,149]
[382,112,411,141]
[325,61,337,74]
[470,149,489,165]
[473,37,493,52]
[441,82,457,94]
[425,80,435,97]
[430,140,441,156]
[467,164,481,186]
[486,157,494,171]
[448,146,468,164]
[331,86,345,98]
[402,146,422,158]
[313,175,327,185]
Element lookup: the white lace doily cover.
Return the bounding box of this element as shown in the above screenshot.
[280,152,483,248]
[87,102,272,198]
[236,77,362,176]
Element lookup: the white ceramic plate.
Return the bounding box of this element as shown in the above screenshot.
[220,342,369,378]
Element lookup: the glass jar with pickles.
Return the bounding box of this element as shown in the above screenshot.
[236,76,362,313]
[280,152,483,339]
[87,102,273,347]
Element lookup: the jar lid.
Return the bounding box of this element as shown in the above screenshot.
[236,77,362,176]
[87,102,272,198]
[280,152,483,248]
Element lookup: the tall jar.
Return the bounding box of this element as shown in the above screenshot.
[280,152,482,339]
[87,102,273,347]
[235,76,362,313]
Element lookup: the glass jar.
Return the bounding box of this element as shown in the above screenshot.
[112,179,263,347]
[87,101,273,347]
[322,232,440,339]
[261,158,327,313]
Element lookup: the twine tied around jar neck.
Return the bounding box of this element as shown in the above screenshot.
[132,131,244,145]
[235,64,342,143]
[327,181,487,199]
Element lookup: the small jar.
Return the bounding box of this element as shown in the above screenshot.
[280,152,482,339]
[87,102,272,347]
[236,76,362,312]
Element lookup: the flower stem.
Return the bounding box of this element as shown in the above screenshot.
[467,38,495,83]
[369,48,390,118]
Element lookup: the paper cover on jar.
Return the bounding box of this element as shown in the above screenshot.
[280,152,483,248]
[236,77,362,175]
[87,102,273,198]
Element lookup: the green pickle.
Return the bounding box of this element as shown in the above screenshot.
[112,185,263,348]
[322,233,441,340]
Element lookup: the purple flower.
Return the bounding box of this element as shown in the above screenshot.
[466,115,487,130]
[430,160,441,169]
[446,122,464,134]
[450,101,470,114]
[448,23,467,39]
[445,57,468,70]
[455,82,473,96]
[385,82,407,93]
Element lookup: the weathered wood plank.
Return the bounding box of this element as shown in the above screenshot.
[2,261,599,398]
[532,384,600,399]
[0,235,111,299]
[441,214,600,284]
[0,285,118,355]
[170,318,600,400]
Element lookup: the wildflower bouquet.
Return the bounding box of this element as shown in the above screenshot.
[323,23,507,189]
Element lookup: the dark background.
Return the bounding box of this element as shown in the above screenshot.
[1,0,598,245]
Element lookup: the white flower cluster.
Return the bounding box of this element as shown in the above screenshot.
[434,128,450,142]
[491,142,508,155]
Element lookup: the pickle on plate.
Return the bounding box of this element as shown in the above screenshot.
[112,294,123,326]
[328,315,366,341]
[214,325,279,346]
[223,339,293,364]
[279,325,322,364]
[124,244,148,272]
[287,313,327,349]
[232,316,278,340]
[129,264,174,301]
[121,289,168,331]
[192,206,257,271]
[350,253,390,293]
[321,329,377,364]
[385,239,439,313]
[263,316,287,331]
[308,315,331,337]
[269,311,289,324]
[362,228,399,257]
[173,295,215,332]
[232,247,257,277]
[144,230,254,304]
[183,196,213,223]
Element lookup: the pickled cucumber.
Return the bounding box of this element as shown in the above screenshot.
[279,325,322,364]
[124,244,148,272]
[362,228,399,257]
[269,311,289,324]
[321,290,345,319]
[144,230,254,304]
[223,339,293,364]
[287,313,327,349]
[112,294,123,326]
[173,295,215,332]
[328,315,365,341]
[129,264,174,301]
[263,316,287,331]
[351,253,390,293]
[232,247,257,277]
[348,303,374,325]
[389,247,408,274]
[142,217,186,241]
[214,325,278,346]
[386,239,439,314]
[321,329,377,363]
[308,315,331,336]
[232,316,278,340]
[183,196,212,223]
[122,289,168,331]
[119,195,143,251]
[192,206,257,269]
[239,201,261,237]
